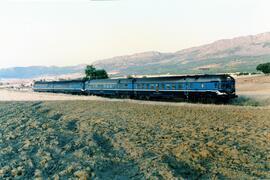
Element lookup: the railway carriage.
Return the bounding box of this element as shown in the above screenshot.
[33,80,85,94]
[85,78,134,97]
[33,81,55,93]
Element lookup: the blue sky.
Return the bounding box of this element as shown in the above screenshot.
[0,0,269,68]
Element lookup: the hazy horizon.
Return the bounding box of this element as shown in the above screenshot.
[0,0,270,68]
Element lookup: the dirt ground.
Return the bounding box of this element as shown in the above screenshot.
[0,101,269,179]
[0,89,106,101]
[234,75,270,106]
[236,75,270,95]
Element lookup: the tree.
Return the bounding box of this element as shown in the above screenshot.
[85,65,96,79]
[95,69,108,79]
[85,65,108,80]
[256,63,270,74]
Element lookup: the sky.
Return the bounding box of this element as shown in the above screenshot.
[0,0,269,68]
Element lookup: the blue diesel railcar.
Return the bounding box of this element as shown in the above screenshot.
[134,75,236,100]
[33,80,85,94]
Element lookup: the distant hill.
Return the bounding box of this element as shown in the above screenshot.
[0,65,86,79]
[93,32,270,76]
[1,32,270,79]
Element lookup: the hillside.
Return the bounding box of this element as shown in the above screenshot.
[94,32,270,76]
[0,65,85,79]
[1,32,270,79]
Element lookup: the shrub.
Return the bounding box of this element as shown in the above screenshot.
[256,63,270,74]
[85,65,108,80]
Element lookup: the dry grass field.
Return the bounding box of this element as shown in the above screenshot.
[0,101,270,179]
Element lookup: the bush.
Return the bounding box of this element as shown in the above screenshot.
[85,65,108,80]
[229,96,261,106]
[256,63,270,74]
[238,72,249,76]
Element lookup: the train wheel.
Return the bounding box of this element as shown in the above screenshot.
[138,96,144,100]
[206,96,216,104]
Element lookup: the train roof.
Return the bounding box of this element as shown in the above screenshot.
[134,74,233,83]
[34,74,234,84]
[34,79,85,84]
[88,78,133,84]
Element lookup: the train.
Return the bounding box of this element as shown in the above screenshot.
[33,74,237,102]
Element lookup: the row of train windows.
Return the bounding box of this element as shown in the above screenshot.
[136,84,178,90]
[88,83,220,89]
[89,84,128,89]
[35,85,53,88]
[35,83,82,88]
[36,82,220,89]
[54,85,80,88]
[135,83,218,90]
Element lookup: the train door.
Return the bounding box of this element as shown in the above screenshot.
[185,81,190,98]
[155,83,159,92]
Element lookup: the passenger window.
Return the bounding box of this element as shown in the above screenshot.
[221,83,226,89]
[178,83,182,89]
[161,84,165,90]
[172,84,176,90]
[150,84,155,90]
[166,84,170,90]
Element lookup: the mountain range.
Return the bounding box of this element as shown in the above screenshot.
[93,32,270,76]
[1,32,270,79]
[0,65,85,79]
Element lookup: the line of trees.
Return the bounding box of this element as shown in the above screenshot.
[256,63,270,74]
[85,65,108,80]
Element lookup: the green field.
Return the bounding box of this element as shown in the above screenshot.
[0,101,270,179]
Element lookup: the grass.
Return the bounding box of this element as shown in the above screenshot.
[0,101,270,179]
[228,95,270,107]
[229,96,262,106]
